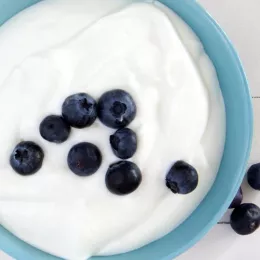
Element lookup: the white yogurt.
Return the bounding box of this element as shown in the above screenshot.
[0,0,226,259]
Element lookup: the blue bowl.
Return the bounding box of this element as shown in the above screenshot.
[0,0,253,259]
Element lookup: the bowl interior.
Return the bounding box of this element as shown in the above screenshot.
[0,0,253,260]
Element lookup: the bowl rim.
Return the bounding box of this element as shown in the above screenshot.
[161,1,253,259]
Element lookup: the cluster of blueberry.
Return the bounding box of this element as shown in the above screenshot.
[9,89,141,195]
[9,87,200,197]
[228,164,260,235]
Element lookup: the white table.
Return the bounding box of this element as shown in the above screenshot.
[1,0,260,259]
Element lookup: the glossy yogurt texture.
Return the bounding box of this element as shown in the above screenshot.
[0,0,225,259]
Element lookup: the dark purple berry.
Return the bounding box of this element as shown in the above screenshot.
[231,203,260,235]
[229,187,243,209]
[10,141,44,175]
[67,142,102,176]
[247,163,260,190]
[106,161,142,195]
[62,93,97,128]
[166,161,198,195]
[110,128,137,159]
[98,89,136,129]
[40,115,70,143]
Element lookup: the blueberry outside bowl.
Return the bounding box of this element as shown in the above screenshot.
[0,0,253,259]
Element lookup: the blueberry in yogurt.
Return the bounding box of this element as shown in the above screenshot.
[97,89,136,129]
[10,141,44,175]
[62,93,97,128]
[68,142,102,176]
[166,161,199,194]
[110,128,137,159]
[40,115,71,143]
[106,161,142,195]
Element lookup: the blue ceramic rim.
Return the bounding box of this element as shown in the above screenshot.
[161,1,253,259]
[0,1,253,259]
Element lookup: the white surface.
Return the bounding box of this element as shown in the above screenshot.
[0,0,259,259]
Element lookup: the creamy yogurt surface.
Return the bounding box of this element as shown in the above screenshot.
[0,0,225,259]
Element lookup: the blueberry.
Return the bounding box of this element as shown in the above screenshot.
[231,203,260,235]
[40,115,71,143]
[166,161,198,195]
[97,89,136,129]
[67,142,102,176]
[110,128,137,159]
[229,187,243,209]
[10,141,44,175]
[106,161,142,195]
[62,93,97,128]
[247,163,260,190]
